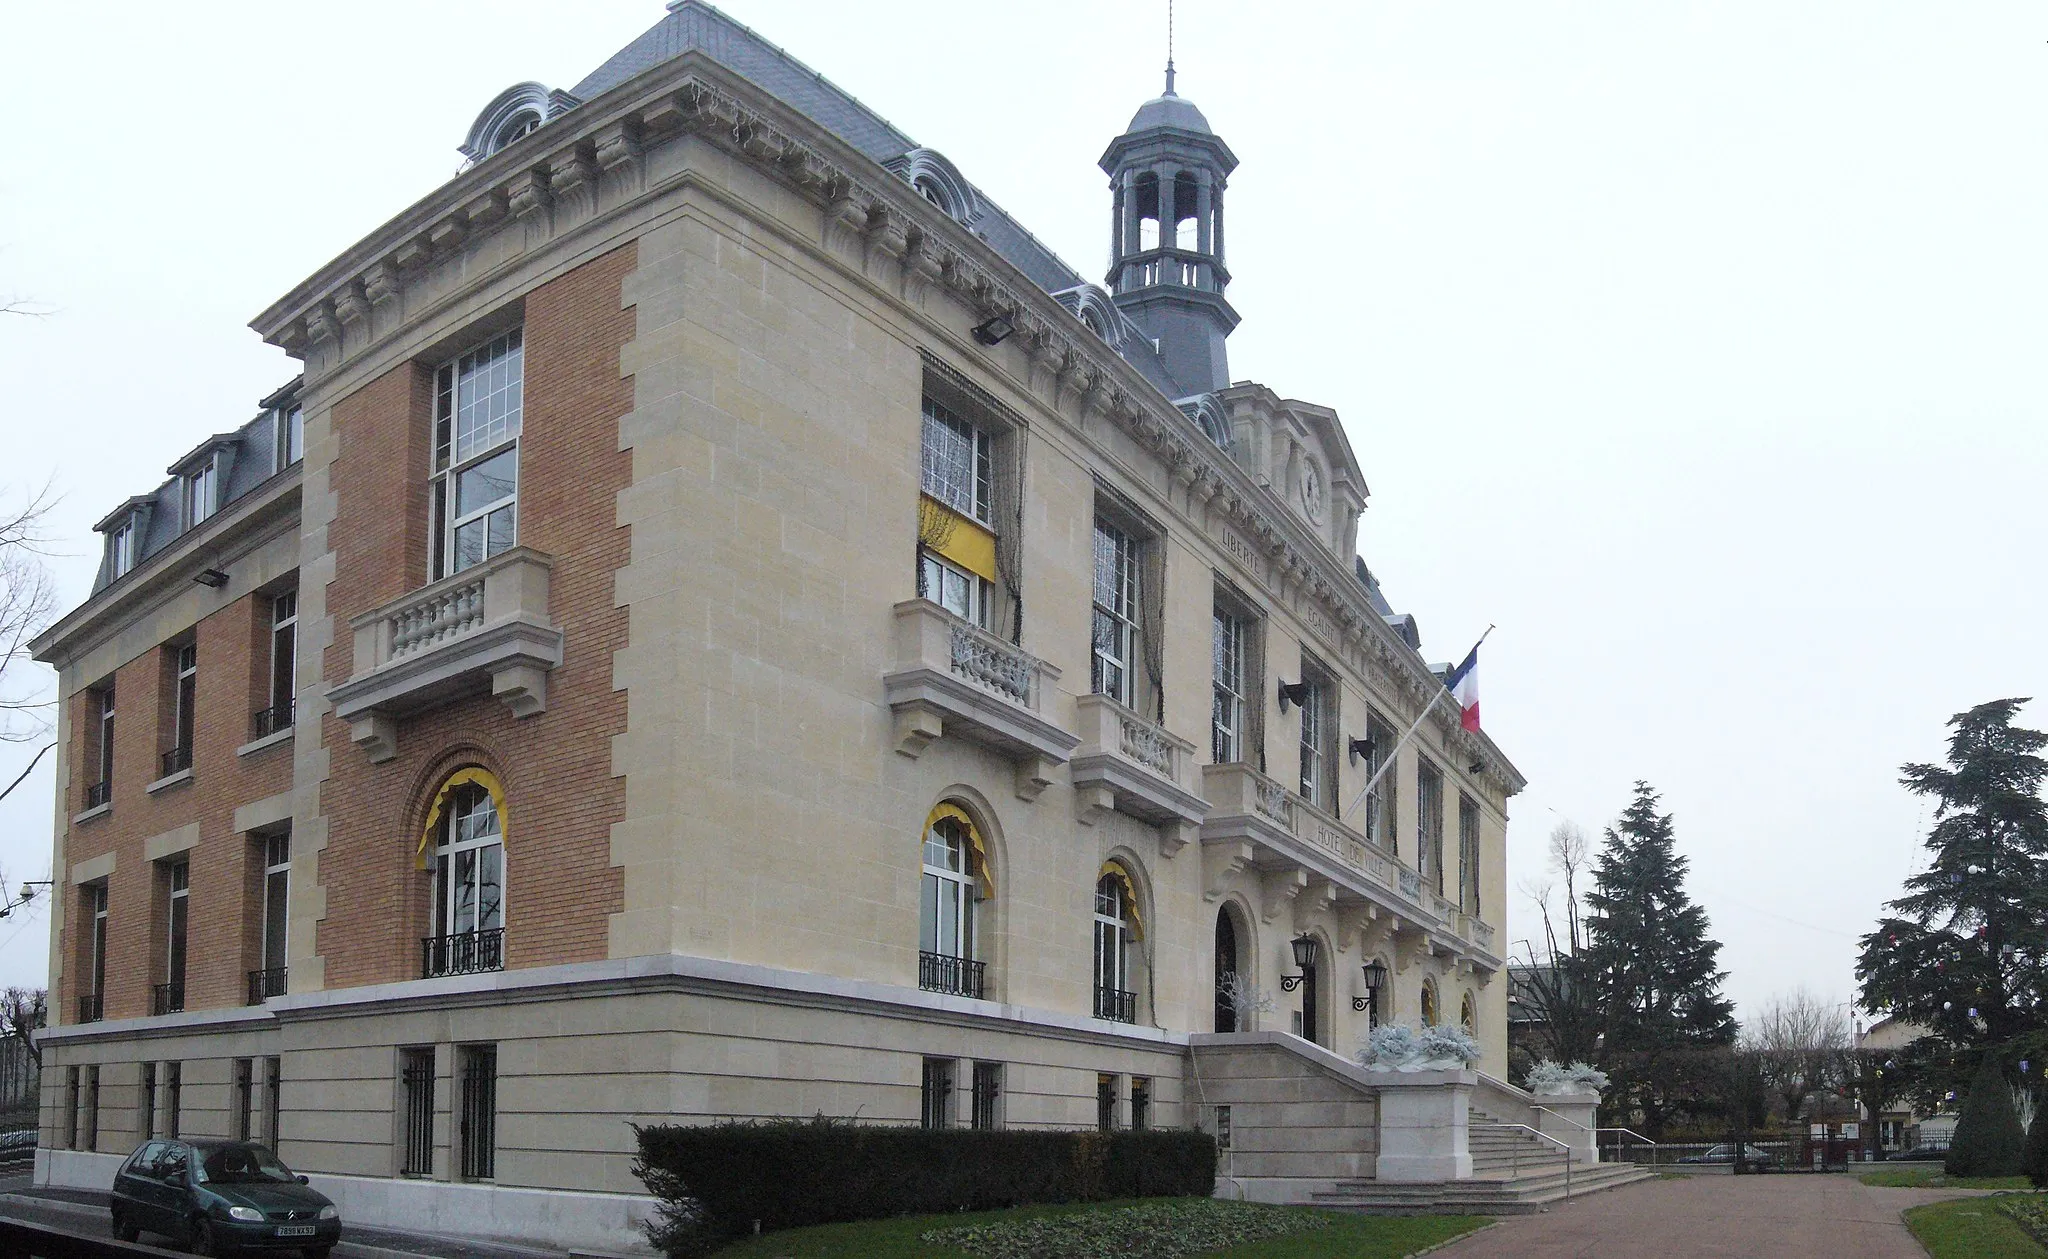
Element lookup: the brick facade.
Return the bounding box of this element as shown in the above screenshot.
[315,244,634,988]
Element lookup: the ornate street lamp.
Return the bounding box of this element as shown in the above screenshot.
[1354,959,1388,1013]
[1280,934,1319,992]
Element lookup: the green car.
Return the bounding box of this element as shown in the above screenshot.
[110,1138,340,1256]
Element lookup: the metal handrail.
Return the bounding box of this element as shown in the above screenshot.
[1491,1121,1574,1200]
[1598,1126,1662,1165]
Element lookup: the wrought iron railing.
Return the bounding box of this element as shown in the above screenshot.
[918,950,986,999]
[1094,985,1137,1023]
[420,928,505,979]
[75,993,102,1024]
[247,968,288,1005]
[149,982,184,1016]
[83,781,111,810]
[160,745,193,776]
[399,1050,435,1176]
[250,702,295,740]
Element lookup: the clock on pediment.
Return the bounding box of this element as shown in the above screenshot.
[1299,464,1324,519]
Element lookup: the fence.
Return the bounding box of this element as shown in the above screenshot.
[1605,1140,1796,1168]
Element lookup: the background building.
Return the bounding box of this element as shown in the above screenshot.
[31,2,1533,1245]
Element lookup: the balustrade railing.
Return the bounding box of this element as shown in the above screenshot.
[918,950,986,999]
[420,928,504,979]
[391,575,487,659]
[247,967,288,1005]
[947,623,1036,705]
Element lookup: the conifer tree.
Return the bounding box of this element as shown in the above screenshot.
[1947,1051,2025,1177]
[2024,1090,2048,1187]
[1572,782,1736,1134]
[1858,700,2048,1073]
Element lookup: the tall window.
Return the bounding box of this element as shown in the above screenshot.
[917,396,997,630]
[400,1048,434,1176]
[971,1062,1002,1130]
[166,643,196,774]
[1093,871,1136,1024]
[1420,981,1439,1028]
[1212,608,1246,763]
[276,405,304,471]
[257,830,290,999]
[264,1056,283,1148]
[232,1059,254,1142]
[84,1065,100,1151]
[165,1061,182,1138]
[430,784,505,975]
[260,591,297,735]
[140,1063,156,1139]
[160,860,188,1014]
[1297,660,1336,808]
[919,816,982,998]
[920,1058,956,1129]
[459,1044,498,1181]
[1096,1073,1118,1132]
[1213,909,1240,1033]
[1363,710,1397,852]
[1131,1077,1151,1130]
[1417,760,1445,895]
[1091,520,1139,705]
[431,329,524,580]
[81,882,108,1022]
[1459,794,1482,916]
[920,396,991,524]
[109,519,137,579]
[87,684,115,807]
[185,459,218,528]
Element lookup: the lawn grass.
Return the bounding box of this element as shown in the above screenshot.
[1904,1196,2047,1259]
[704,1198,1487,1259]
[1858,1167,2034,1190]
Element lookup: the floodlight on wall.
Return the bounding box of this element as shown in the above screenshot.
[1280,933,1319,992]
[1354,959,1389,1013]
[194,568,230,588]
[1348,737,1376,766]
[1276,680,1311,713]
[971,313,1016,346]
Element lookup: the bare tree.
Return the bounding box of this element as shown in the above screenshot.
[0,486,58,741]
[0,987,45,1069]
[1548,820,1589,955]
[1745,989,1851,1124]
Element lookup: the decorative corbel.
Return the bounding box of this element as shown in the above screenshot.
[507,168,552,221]
[391,235,433,273]
[642,90,690,138]
[595,117,645,173]
[427,212,469,254]
[547,144,600,218]
[1259,867,1308,923]
[274,320,309,357]
[1290,877,1338,929]
[363,260,404,311]
[1201,840,1255,901]
[305,301,341,348]
[332,279,370,331]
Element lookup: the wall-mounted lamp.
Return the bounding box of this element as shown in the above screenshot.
[1277,680,1311,713]
[1348,737,1377,766]
[971,313,1016,346]
[1280,933,1319,992]
[194,568,230,589]
[1353,959,1388,1013]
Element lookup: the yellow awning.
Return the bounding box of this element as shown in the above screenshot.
[1098,860,1144,941]
[925,801,995,900]
[919,495,997,583]
[417,767,509,869]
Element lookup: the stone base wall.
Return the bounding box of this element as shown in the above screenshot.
[1184,1032,1379,1200]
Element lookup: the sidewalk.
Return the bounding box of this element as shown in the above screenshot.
[1433,1172,1991,1258]
[0,1178,624,1259]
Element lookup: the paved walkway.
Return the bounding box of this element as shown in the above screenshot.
[1434,1173,1991,1258]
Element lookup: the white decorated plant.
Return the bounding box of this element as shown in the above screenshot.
[1357,1022,1481,1071]
[1525,1059,1609,1095]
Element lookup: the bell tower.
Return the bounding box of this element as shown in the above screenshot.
[1100,72,1240,395]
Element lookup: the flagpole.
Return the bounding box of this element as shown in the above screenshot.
[1338,624,1494,830]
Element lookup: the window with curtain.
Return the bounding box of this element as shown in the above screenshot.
[1091,520,1139,706]
[431,329,524,580]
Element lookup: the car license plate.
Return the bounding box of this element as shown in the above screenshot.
[276,1224,316,1237]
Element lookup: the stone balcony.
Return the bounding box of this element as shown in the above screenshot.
[883,599,1080,799]
[329,547,564,763]
[1069,693,1208,855]
[1199,762,1500,970]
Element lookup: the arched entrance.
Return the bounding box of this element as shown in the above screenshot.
[1213,906,1242,1032]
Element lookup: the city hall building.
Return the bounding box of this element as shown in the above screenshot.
[32,2,1551,1246]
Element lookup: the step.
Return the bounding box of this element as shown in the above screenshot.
[1310,1162,1655,1215]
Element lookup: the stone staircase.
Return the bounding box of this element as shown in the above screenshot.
[1311,1119,1653,1215]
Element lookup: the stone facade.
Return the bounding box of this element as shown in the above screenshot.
[29,5,1524,1251]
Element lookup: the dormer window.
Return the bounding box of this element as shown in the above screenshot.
[494,112,541,153]
[185,459,219,528]
[108,519,137,579]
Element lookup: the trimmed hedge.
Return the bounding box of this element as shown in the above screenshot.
[632,1117,1217,1255]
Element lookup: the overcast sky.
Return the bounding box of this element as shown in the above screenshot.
[2,2,2044,1028]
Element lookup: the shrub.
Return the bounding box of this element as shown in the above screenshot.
[1947,1053,2025,1179]
[2025,1095,2048,1189]
[632,1117,1217,1255]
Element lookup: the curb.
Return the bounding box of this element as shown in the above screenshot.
[1404,1218,1502,1256]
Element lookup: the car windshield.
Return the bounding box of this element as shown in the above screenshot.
[195,1143,298,1185]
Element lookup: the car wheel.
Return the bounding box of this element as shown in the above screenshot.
[110,1206,139,1243]
[190,1217,222,1257]
[303,1248,332,1259]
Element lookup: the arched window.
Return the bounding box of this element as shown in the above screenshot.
[1213,906,1241,1033]
[1420,979,1439,1028]
[1093,864,1142,1024]
[919,804,990,999]
[1461,992,1478,1037]
[419,768,507,977]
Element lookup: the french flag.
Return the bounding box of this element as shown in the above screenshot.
[1445,646,1481,732]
